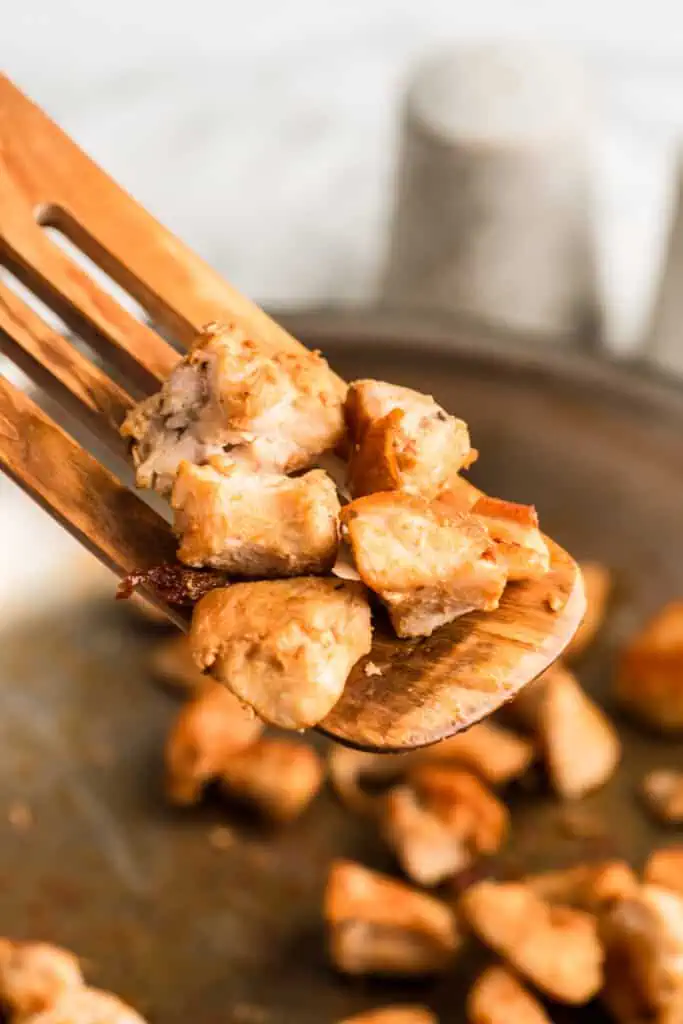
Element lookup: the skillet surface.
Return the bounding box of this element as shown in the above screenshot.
[0,311,682,1023]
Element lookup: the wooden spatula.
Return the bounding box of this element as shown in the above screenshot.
[0,75,585,752]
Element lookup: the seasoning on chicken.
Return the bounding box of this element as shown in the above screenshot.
[599,885,683,1024]
[564,562,611,659]
[469,496,550,582]
[339,1008,437,1024]
[165,685,263,805]
[220,737,324,823]
[345,380,474,500]
[461,881,603,1004]
[149,633,215,697]
[25,987,147,1024]
[644,848,683,896]
[510,664,620,799]
[428,721,534,787]
[616,601,683,733]
[121,322,346,495]
[189,579,372,729]
[0,940,83,1019]
[640,770,683,824]
[341,493,506,639]
[381,767,508,887]
[525,861,639,911]
[325,860,461,976]
[171,462,339,575]
[467,965,552,1024]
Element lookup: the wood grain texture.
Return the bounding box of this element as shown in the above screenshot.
[0,75,585,751]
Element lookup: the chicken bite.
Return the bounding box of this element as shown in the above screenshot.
[644,848,683,896]
[616,601,683,733]
[328,746,414,816]
[470,496,550,582]
[165,685,264,805]
[0,940,83,1020]
[461,881,603,1004]
[325,860,461,977]
[381,768,508,887]
[564,562,611,660]
[121,322,346,495]
[641,770,683,824]
[346,380,474,500]
[525,861,639,911]
[189,578,372,729]
[599,885,683,1024]
[25,987,147,1024]
[467,965,552,1024]
[339,1008,437,1024]
[172,462,340,575]
[341,493,506,639]
[220,737,324,822]
[428,721,534,787]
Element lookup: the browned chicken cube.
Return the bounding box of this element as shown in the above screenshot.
[525,861,639,911]
[341,493,506,638]
[0,940,83,1019]
[26,987,147,1023]
[346,380,474,500]
[325,860,461,976]
[564,562,612,659]
[121,322,346,495]
[165,685,264,805]
[644,848,683,896]
[189,579,372,729]
[599,885,683,1024]
[220,737,324,822]
[641,770,683,824]
[328,746,415,816]
[382,767,508,887]
[461,881,603,1004]
[428,721,534,786]
[149,633,214,697]
[172,462,340,575]
[616,601,683,732]
[467,965,552,1024]
[470,496,550,582]
[339,1008,437,1024]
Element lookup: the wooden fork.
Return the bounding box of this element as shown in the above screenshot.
[0,75,585,752]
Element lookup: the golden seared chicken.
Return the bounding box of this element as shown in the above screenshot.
[121,322,345,495]
[0,940,83,1019]
[467,966,552,1024]
[346,380,474,500]
[470,496,550,581]
[189,578,372,729]
[341,493,507,638]
[171,462,340,575]
[24,987,147,1024]
[220,737,324,822]
[616,601,683,733]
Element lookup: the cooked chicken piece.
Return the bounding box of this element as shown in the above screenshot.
[599,885,683,1024]
[467,496,549,582]
[325,860,461,976]
[382,768,508,887]
[121,322,346,495]
[467,966,552,1024]
[428,721,534,786]
[346,380,474,500]
[509,664,620,799]
[341,493,506,638]
[641,770,683,824]
[25,987,147,1024]
[339,1008,437,1024]
[644,848,683,896]
[433,476,481,515]
[172,462,340,575]
[525,861,639,911]
[564,562,611,660]
[328,746,415,816]
[220,737,324,822]
[149,633,215,697]
[165,685,263,805]
[0,940,83,1019]
[616,601,683,733]
[190,578,372,729]
[461,881,603,1004]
